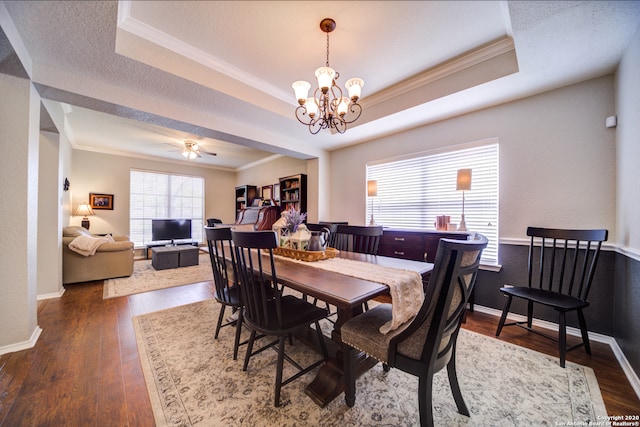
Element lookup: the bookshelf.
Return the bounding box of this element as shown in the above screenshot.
[278,174,307,213]
[235,185,258,220]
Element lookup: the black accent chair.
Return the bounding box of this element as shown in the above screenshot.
[496,227,608,368]
[231,230,329,407]
[205,226,246,360]
[333,224,383,255]
[341,235,487,427]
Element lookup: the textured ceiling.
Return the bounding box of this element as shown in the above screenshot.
[1,1,639,169]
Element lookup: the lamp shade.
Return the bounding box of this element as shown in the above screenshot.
[75,202,95,217]
[292,80,311,104]
[345,78,364,101]
[456,169,472,191]
[367,180,378,197]
[315,66,335,92]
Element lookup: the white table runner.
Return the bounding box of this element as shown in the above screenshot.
[279,256,425,334]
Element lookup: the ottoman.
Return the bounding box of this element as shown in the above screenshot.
[178,246,199,267]
[151,246,179,270]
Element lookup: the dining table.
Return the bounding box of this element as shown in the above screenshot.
[254,248,434,407]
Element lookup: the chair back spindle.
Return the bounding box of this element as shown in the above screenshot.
[334,225,383,255]
[527,227,606,302]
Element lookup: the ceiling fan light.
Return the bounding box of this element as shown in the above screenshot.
[182,149,190,158]
[346,78,364,102]
[292,81,311,105]
[315,67,335,93]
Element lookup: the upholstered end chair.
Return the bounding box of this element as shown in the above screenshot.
[62,226,134,284]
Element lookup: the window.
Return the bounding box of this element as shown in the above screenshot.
[130,170,204,247]
[366,141,498,264]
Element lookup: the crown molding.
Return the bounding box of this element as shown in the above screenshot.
[116,1,291,104]
[365,36,516,108]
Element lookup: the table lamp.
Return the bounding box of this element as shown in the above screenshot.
[456,169,472,231]
[75,202,95,230]
[367,180,377,226]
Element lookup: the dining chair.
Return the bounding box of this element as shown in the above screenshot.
[205,226,246,360]
[231,229,330,407]
[333,224,383,255]
[341,235,488,427]
[206,218,223,227]
[495,227,608,367]
[333,224,384,311]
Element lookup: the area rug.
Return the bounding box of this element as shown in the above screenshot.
[103,254,212,299]
[132,299,608,426]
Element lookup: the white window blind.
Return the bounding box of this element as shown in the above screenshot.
[367,142,499,264]
[129,170,204,247]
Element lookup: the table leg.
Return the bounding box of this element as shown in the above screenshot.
[302,305,377,408]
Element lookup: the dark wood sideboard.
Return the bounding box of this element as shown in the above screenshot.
[377,228,474,309]
[378,228,469,263]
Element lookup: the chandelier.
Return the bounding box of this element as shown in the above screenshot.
[292,18,364,135]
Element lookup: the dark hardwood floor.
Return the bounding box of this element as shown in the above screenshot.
[1,280,638,426]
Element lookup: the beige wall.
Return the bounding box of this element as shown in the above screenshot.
[329,76,617,240]
[0,74,39,352]
[236,155,308,215]
[70,151,238,236]
[37,131,63,298]
[616,25,640,253]
[236,156,308,192]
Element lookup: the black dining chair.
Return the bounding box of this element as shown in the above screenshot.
[333,224,383,255]
[333,224,384,311]
[341,235,488,427]
[206,218,223,227]
[205,225,247,360]
[495,227,608,367]
[231,229,330,407]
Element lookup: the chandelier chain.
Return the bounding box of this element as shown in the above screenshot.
[326,31,330,67]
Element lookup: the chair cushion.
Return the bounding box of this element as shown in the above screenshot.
[216,286,242,307]
[500,286,589,311]
[341,304,411,363]
[247,295,328,333]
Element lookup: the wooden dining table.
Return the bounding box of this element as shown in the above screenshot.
[265,249,434,407]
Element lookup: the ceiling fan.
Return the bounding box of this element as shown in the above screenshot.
[177,140,217,160]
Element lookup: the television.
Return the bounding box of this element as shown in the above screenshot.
[151,219,192,243]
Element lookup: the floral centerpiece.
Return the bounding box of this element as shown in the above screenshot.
[273,209,309,249]
[284,209,307,233]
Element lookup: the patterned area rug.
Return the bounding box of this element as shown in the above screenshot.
[133,299,608,426]
[103,254,212,299]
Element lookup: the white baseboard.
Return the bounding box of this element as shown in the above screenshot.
[0,326,42,356]
[473,304,640,401]
[37,287,66,300]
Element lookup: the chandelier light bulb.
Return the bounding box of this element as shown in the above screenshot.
[337,97,350,116]
[306,98,319,117]
[345,78,364,102]
[292,81,311,105]
[315,67,335,93]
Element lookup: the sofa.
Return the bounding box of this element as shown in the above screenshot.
[62,226,134,284]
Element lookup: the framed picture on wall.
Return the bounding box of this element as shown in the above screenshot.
[261,185,273,200]
[273,183,280,202]
[89,193,114,210]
